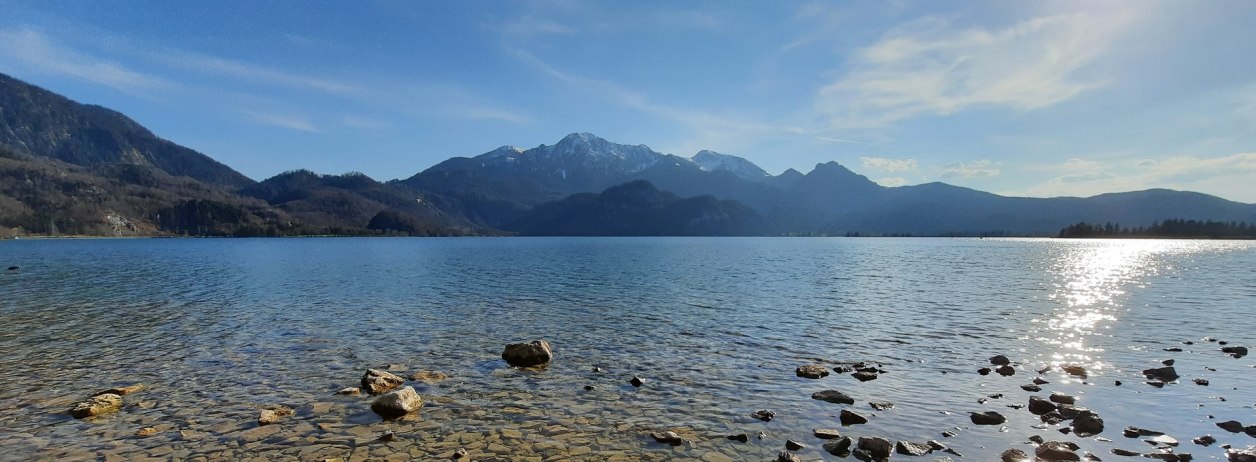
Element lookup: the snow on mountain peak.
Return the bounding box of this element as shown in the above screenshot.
[691,150,770,182]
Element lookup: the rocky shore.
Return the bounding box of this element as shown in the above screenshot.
[3,334,1250,462]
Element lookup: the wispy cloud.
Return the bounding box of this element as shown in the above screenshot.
[0,28,173,94]
[501,16,577,37]
[152,50,363,97]
[816,7,1140,129]
[874,176,909,187]
[816,136,870,144]
[860,156,918,172]
[243,110,319,133]
[941,159,1000,178]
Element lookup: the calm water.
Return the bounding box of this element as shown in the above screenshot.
[0,237,1252,461]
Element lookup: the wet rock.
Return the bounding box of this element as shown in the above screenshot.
[777,451,801,462]
[858,436,893,461]
[797,364,830,379]
[1145,435,1179,447]
[1246,426,1256,437]
[1222,346,1248,358]
[942,431,957,438]
[1022,384,1043,392]
[370,386,423,417]
[1142,366,1179,382]
[69,393,122,419]
[135,427,160,437]
[991,355,1011,366]
[970,411,1006,425]
[629,376,644,387]
[751,409,776,422]
[1057,404,1092,420]
[1194,435,1217,446]
[1062,364,1088,378]
[1050,392,1077,405]
[258,406,293,426]
[814,428,842,439]
[1111,448,1141,456]
[979,367,993,376]
[1002,448,1030,462]
[870,401,894,411]
[1218,421,1245,433]
[1162,359,1176,366]
[1030,396,1058,415]
[1036,441,1081,461]
[1034,377,1050,385]
[726,433,749,443]
[812,390,855,404]
[652,431,682,446]
[591,366,604,373]
[1084,452,1102,461]
[1041,411,1066,425]
[1164,348,1183,352]
[1228,446,1256,462]
[408,371,449,383]
[360,369,404,395]
[1124,427,1164,438]
[336,387,360,395]
[896,440,932,456]
[841,409,869,425]
[1115,380,1123,386]
[823,437,853,456]
[501,340,553,367]
[583,384,595,391]
[97,384,144,396]
[785,439,805,451]
[1147,380,1166,388]
[996,365,1016,376]
[1073,414,1105,437]
[1193,378,1209,386]
[852,371,879,382]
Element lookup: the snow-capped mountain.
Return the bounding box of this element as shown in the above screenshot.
[691,150,770,182]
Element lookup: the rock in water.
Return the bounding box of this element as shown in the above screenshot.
[812,390,855,404]
[841,409,869,425]
[361,369,405,395]
[870,401,894,411]
[69,393,122,419]
[1073,414,1105,437]
[258,408,290,426]
[1142,366,1179,382]
[797,364,830,379]
[852,371,879,381]
[1218,420,1244,433]
[996,365,1016,376]
[1036,441,1081,461]
[629,376,644,387]
[896,440,932,456]
[1001,448,1029,461]
[97,384,144,396]
[751,409,776,422]
[785,439,805,451]
[777,451,801,462]
[814,428,842,439]
[1221,346,1248,358]
[824,437,853,456]
[726,433,749,443]
[652,431,683,446]
[501,340,553,367]
[857,436,893,461]
[971,411,1007,425]
[990,355,1011,366]
[1050,392,1076,404]
[336,387,361,395]
[1228,446,1256,462]
[1029,396,1057,415]
[1193,435,1217,446]
[371,386,423,417]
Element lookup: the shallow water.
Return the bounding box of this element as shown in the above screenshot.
[0,237,1252,461]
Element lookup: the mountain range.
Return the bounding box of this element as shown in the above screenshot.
[2,72,1254,238]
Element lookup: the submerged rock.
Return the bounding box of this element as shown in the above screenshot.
[726,433,749,443]
[336,387,361,396]
[971,411,1007,425]
[1022,384,1043,392]
[1194,435,1217,446]
[409,370,449,382]
[1061,364,1088,378]
[1111,448,1141,456]
[651,431,683,446]
[1050,392,1077,404]
[852,371,879,382]
[812,390,855,404]
[361,369,405,395]
[1142,366,1179,382]
[776,451,801,462]
[1124,426,1164,438]
[97,384,144,396]
[371,386,423,417]
[1193,378,1209,386]
[841,409,869,425]
[257,406,293,426]
[751,409,776,422]
[69,393,122,419]
[870,401,894,411]
[501,340,553,367]
[797,364,830,379]
[629,376,644,387]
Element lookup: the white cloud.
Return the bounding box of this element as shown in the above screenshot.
[816,7,1140,128]
[860,156,918,172]
[0,28,172,94]
[1012,152,1256,202]
[243,110,318,133]
[941,159,1000,178]
[875,176,909,187]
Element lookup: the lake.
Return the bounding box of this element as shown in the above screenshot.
[0,237,1253,461]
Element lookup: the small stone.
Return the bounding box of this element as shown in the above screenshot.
[823,437,853,456]
[1246,426,1256,437]
[978,367,993,376]
[1147,380,1165,388]
[751,409,776,422]
[1037,441,1082,461]
[1162,359,1176,366]
[814,428,842,439]
[1111,448,1140,456]
[896,440,932,456]
[1034,377,1050,385]
[629,376,644,387]
[361,369,405,395]
[971,411,1006,425]
[797,364,830,379]
[1056,404,1091,419]
[1164,347,1183,352]
[370,386,423,417]
[1061,364,1088,378]
[1194,435,1217,446]
[1022,384,1043,392]
[591,366,604,373]
[1142,366,1179,382]
[869,401,894,411]
[652,431,683,446]
[1227,446,1256,462]
[501,340,553,367]
[942,431,957,438]
[1030,435,1045,444]
[1050,392,1077,404]
[840,409,868,425]
[1218,421,1245,433]
[727,433,749,443]
[1115,380,1123,386]
[1193,378,1209,386]
[583,384,595,391]
[812,390,855,404]
[785,439,805,451]
[258,408,291,426]
[1221,346,1248,358]
[991,355,1011,366]
[336,387,360,395]
[1124,427,1163,438]
[776,451,801,462]
[69,393,122,419]
[1001,448,1029,462]
[136,427,160,437]
[996,365,1016,376]
[852,371,878,382]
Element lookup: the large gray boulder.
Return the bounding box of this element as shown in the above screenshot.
[502,340,553,367]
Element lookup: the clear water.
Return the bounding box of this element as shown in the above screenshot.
[0,237,1252,461]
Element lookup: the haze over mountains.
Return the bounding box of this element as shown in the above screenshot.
[2,72,1254,237]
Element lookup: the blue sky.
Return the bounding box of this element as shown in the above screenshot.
[2,1,1255,202]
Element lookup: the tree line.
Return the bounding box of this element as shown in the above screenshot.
[1058,219,1256,239]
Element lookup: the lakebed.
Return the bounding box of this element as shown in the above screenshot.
[0,237,1252,461]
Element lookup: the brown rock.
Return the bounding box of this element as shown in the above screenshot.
[796,364,830,379]
[96,384,144,396]
[501,340,553,367]
[1036,441,1081,461]
[361,369,404,395]
[812,390,855,404]
[1001,448,1029,462]
[69,393,122,419]
[135,427,160,437]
